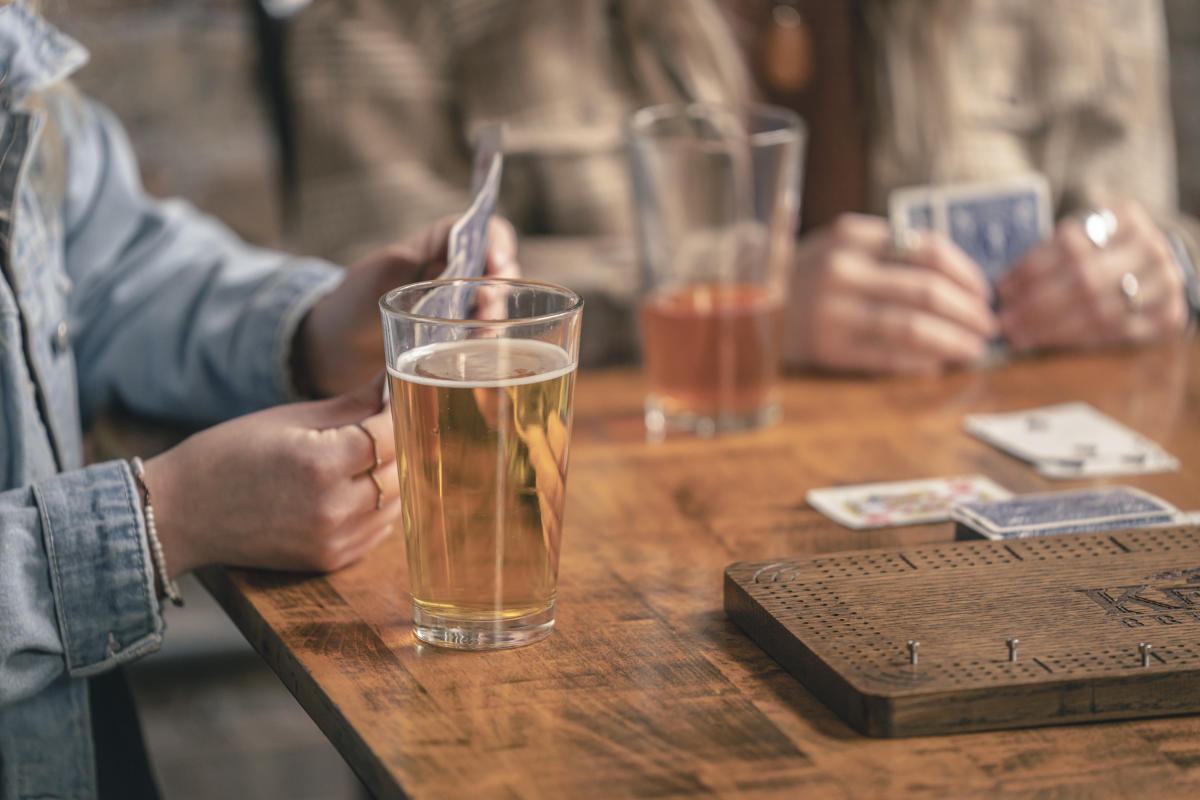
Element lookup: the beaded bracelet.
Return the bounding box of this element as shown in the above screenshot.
[130,457,184,607]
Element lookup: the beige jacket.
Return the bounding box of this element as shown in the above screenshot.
[285,0,1197,363]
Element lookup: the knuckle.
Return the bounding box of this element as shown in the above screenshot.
[829,213,860,244]
[292,445,331,486]
[311,540,345,573]
[1145,236,1174,270]
[1160,298,1188,334]
[897,315,925,346]
[311,498,348,535]
[1058,232,1092,274]
[823,251,857,290]
[1084,293,1111,325]
[1115,200,1146,231]
[914,279,940,313]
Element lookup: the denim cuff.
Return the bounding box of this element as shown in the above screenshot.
[32,460,163,677]
[244,256,341,405]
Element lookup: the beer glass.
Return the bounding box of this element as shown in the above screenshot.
[628,104,805,437]
[380,279,583,649]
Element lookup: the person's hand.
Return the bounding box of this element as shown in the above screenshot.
[143,376,399,576]
[784,214,997,374]
[997,201,1189,351]
[299,216,520,397]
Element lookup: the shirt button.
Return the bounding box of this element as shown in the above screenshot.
[52,320,70,355]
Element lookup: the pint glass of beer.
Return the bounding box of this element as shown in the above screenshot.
[628,104,805,437]
[380,279,583,649]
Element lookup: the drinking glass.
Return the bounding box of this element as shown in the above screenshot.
[380,279,583,649]
[627,103,805,437]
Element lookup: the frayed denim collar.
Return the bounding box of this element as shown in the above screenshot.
[0,1,87,106]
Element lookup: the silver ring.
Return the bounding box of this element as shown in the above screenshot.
[355,422,385,510]
[1119,272,1142,314]
[1080,208,1118,249]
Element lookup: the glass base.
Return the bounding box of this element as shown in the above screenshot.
[412,604,555,650]
[644,397,780,440]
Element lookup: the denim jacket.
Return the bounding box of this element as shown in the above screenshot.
[0,5,341,797]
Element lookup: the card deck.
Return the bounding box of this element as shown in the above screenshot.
[443,124,504,282]
[964,402,1179,478]
[952,486,1186,540]
[413,124,505,320]
[888,174,1052,284]
[806,475,1013,530]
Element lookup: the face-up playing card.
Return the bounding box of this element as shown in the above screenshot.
[964,402,1179,478]
[888,174,1052,284]
[806,475,1013,530]
[952,486,1183,540]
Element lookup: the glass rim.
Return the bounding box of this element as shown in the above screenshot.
[627,102,806,148]
[379,277,584,326]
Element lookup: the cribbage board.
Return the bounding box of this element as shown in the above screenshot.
[725,526,1200,737]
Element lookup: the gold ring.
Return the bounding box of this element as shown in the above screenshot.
[355,422,384,510]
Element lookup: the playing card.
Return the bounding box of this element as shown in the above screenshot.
[442,123,504,282]
[413,124,505,319]
[887,185,935,248]
[952,486,1183,540]
[888,174,1051,284]
[964,402,1179,478]
[806,475,1013,530]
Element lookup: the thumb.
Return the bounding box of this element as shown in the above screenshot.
[485,217,519,278]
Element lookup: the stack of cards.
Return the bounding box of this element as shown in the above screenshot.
[964,402,1180,478]
[952,486,1193,541]
[806,475,1012,530]
[412,124,505,319]
[888,174,1052,285]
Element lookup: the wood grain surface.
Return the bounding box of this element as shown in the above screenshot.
[200,335,1200,799]
[726,526,1200,737]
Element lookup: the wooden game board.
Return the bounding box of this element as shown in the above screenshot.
[725,526,1200,737]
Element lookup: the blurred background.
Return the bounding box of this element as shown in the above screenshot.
[43,0,1200,797]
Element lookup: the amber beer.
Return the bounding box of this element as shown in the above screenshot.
[640,283,784,432]
[387,337,576,647]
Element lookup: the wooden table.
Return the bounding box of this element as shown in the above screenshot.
[201,337,1200,799]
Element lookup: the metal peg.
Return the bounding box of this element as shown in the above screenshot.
[1139,642,1153,667]
[906,640,919,665]
[1006,638,1019,662]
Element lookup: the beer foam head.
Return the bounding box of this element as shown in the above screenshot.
[392,338,574,387]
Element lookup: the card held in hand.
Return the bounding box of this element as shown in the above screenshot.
[413,124,505,320]
[888,173,1052,284]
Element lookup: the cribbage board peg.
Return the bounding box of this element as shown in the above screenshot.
[1139,643,1153,667]
[1006,638,1019,662]
[906,639,919,665]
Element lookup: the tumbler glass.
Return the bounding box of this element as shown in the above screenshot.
[628,103,805,437]
[380,279,583,649]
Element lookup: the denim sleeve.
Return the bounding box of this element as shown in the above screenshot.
[54,93,341,426]
[0,460,161,708]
